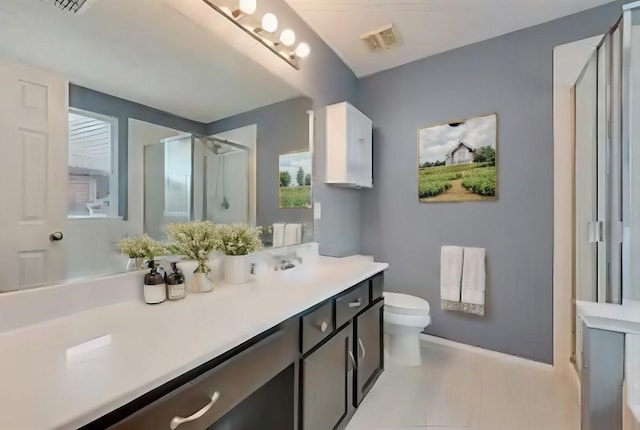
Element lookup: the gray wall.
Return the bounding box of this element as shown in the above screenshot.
[69,84,208,219]
[249,0,361,256]
[207,97,313,232]
[358,3,622,363]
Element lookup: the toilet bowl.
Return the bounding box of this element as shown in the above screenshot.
[383,292,431,367]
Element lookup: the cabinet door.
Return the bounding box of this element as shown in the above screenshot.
[302,323,354,430]
[354,300,384,406]
[580,324,624,430]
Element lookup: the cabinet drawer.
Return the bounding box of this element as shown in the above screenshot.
[110,322,298,430]
[335,282,370,328]
[301,300,334,353]
[371,273,384,302]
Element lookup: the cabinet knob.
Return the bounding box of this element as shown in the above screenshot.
[319,321,328,333]
[348,298,363,308]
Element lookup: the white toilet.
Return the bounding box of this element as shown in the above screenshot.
[383,292,432,367]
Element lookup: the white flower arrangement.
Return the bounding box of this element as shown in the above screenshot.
[166,221,221,269]
[116,234,166,260]
[215,223,263,256]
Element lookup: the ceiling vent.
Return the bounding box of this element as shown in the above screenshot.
[43,0,97,14]
[359,24,399,51]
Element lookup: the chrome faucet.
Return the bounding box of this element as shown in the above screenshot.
[272,253,303,271]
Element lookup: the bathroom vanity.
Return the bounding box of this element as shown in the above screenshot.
[0,257,387,430]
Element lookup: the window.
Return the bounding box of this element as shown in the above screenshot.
[67,109,118,218]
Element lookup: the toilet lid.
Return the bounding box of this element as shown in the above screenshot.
[383,292,431,316]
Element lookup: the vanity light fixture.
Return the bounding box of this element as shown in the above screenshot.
[280,29,296,47]
[201,0,310,70]
[262,13,278,33]
[238,0,257,15]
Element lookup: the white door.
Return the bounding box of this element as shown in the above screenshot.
[0,57,68,291]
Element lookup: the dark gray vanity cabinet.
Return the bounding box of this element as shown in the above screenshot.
[302,323,354,430]
[354,300,384,406]
[300,274,385,430]
[89,272,387,430]
[580,322,625,430]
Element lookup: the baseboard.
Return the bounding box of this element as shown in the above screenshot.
[419,334,554,371]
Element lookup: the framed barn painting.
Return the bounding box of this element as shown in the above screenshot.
[418,113,497,202]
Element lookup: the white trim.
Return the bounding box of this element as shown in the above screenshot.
[419,334,554,371]
[624,1,640,11]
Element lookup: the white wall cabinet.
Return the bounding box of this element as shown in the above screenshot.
[325,102,373,188]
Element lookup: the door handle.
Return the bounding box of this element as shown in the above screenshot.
[348,350,357,370]
[358,338,366,360]
[349,298,363,308]
[49,231,64,242]
[169,392,220,429]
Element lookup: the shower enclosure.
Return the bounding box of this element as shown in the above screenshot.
[143,135,250,240]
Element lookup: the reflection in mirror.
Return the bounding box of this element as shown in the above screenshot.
[0,0,313,292]
[279,151,313,209]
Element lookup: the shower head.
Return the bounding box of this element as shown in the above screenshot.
[206,139,233,155]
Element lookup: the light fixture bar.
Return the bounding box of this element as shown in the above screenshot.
[201,0,300,70]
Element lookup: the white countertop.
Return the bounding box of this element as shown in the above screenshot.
[0,257,387,430]
[576,299,640,426]
[576,300,640,334]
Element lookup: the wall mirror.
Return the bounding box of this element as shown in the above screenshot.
[0,0,314,292]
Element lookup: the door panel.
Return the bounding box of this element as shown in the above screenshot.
[0,57,67,291]
[302,323,353,430]
[355,300,384,406]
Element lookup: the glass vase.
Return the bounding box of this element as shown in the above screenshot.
[126,257,145,272]
[192,263,215,293]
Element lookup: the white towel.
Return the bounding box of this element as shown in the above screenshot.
[283,223,302,246]
[461,247,486,307]
[440,246,463,304]
[273,223,286,248]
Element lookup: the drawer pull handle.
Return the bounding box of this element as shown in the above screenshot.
[169,392,220,429]
[358,338,366,359]
[319,321,329,333]
[348,350,358,370]
[348,298,363,308]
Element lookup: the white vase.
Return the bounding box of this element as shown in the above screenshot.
[224,255,249,284]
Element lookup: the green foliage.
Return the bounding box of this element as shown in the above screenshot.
[280,186,311,208]
[473,146,496,165]
[418,179,452,198]
[304,173,311,186]
[461,167,497,196]
[280,171,291,187]
[214,223,263,256]
[116,234,166,259]
[296,167,305,186]
[420,160,446,168]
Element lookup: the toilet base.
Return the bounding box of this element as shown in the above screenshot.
[384,332,422,367]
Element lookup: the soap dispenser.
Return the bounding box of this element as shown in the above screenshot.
[166,262,186,300]
[144,260,167,304]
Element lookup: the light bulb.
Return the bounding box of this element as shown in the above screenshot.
[261,13,278,32]
[239,0,256,15]
[295,42,310,58]
[280,29,296,46]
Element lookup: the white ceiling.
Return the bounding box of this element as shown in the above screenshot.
[0,0,301,123]
[285,0,615,77]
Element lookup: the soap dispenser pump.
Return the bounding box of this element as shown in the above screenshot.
[144,260,167,304]
[166,262,186,300]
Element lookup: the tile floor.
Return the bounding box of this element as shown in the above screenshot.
[346,341,579,430]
